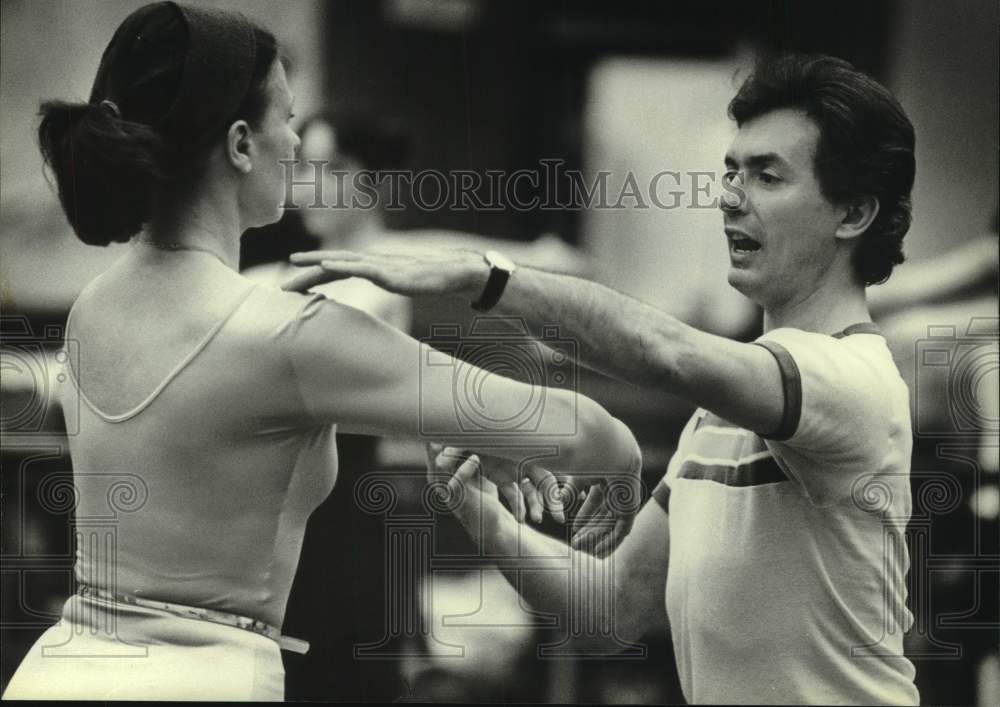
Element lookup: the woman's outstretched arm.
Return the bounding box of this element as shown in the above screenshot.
[280,293,642,520]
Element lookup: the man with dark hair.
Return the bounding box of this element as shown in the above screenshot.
[728,54,915,286]
[287,54,919,704]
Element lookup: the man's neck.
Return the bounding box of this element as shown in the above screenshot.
[762,274,870,336]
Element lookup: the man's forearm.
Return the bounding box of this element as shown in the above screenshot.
[492,266,690,389]
[288,246,695,393]
[455,251,783,436]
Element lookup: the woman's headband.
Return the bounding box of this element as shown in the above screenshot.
[90,1,258,148]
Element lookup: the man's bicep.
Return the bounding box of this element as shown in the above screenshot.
[673,328,787,436]
[755,332,897,468]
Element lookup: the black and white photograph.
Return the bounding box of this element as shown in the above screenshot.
[1,0,997,702]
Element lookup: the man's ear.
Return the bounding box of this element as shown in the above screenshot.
[226,120,253,174]
[835,195,879,241]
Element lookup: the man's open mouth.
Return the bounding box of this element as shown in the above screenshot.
[728,234,761,253]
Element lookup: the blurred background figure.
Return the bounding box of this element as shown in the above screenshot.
[242,110,416,330]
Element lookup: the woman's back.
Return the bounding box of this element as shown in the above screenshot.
[63,249,337,627]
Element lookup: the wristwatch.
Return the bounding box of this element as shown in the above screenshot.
[471,250,517,312]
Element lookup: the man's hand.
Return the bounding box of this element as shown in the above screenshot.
[282,248,487,298]
[562,426,644,556]
[568,478,639,557]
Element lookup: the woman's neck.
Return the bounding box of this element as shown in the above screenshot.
[146,188,242,270]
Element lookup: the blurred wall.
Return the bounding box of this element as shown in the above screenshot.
[886,0,999,260]
[581,55,757,336]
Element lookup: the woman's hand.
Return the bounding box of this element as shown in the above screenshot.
[425,444,565,525]
[425,445,502,546]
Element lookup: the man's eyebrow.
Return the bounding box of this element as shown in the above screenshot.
[724,152,789,169]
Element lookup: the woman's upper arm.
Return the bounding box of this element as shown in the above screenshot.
[283,295,421,435]
[281,296,632,469]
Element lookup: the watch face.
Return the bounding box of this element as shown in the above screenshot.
[485,249,516,272]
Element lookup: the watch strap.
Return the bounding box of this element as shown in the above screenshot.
[471,252,513,312]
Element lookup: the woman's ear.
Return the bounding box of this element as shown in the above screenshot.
[835,195,880,241]
[226,120,253,174]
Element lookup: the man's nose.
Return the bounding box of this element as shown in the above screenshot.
[720,172,747,212]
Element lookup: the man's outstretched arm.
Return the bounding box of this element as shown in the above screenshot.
[284,249,785,436]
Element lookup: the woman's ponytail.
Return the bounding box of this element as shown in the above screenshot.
[38,100,167,246]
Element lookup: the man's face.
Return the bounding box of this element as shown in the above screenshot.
[721,108,844,309]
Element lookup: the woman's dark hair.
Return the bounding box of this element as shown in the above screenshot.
[729,54,916,285]
[38,2,277,246]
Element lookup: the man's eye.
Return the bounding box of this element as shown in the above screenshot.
[723,170,740,183]
[758,172,781,184]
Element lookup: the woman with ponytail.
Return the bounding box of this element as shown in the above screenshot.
[5,2,642,700]
[38,99,167,245]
